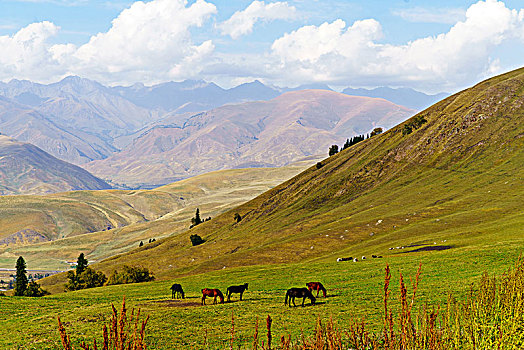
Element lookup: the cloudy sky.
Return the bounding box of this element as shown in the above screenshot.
[0,0,523,92]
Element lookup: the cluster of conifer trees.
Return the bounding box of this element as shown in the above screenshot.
[328,127,383,157]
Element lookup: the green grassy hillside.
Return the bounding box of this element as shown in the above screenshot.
[67,67,524,284]
[0,163,311,271]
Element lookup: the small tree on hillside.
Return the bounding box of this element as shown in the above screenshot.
[14,256,28,296]
[76,253,88,276]
[328,145,339,156]
[191,208,203,227]
[370,127,383,137]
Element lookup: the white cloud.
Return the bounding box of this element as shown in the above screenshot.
[219,1,297,39]
[0,21,65,82]
[0,0,217,84]
[393,7,466,24]
[0,0,523,92]
[269,0,524,91]
[72,0,217,83]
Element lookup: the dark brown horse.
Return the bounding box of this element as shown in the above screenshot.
[170,283,185,299]
[284,287,316,307]
[306,281,327,297]
[201,288,224,305]
[226,283,248,302]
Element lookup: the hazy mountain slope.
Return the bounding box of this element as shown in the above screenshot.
[85,90,413,187]
[0,77,155,164]
[343,86,449,110]
[82,67,523,280]
[0,96,114,165]
[0,135,111,195]
[111,79,280,113]
[0,163,311,270]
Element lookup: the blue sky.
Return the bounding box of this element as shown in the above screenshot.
[0,0,523,92]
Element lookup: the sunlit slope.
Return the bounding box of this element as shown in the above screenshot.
[88,67,523,281]
[0,164,311,270]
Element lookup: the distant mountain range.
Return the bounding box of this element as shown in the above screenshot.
[84,90,414,188]
[0,76,445,190]
[342,87,449,110]
[0,134,110,195]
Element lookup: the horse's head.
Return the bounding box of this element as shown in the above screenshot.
[245,283,248,290]
[310,295,316,304]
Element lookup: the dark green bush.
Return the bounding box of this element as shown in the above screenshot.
[190,234,205,246]
[24,281,49,297]
[107,265,154,285]
[66,267,107,291]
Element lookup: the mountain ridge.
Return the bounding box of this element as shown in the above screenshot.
[84,89,414,188]
[0,134,111,195]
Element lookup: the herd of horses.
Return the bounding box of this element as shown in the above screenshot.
[169,281,327,306]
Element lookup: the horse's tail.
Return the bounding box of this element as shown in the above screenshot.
[284,290,289,305]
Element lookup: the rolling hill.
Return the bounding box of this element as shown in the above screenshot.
[84,90,414,188]
[0,135,110,195]
[0,162,312,270]
[57,67,524,285]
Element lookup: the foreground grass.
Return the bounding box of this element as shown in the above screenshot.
[1,244,521,349]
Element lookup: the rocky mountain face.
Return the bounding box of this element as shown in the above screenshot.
[0,135,110,195]
[84,90,414,187]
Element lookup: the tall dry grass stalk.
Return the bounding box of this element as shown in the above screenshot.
[253,257,524,350]
[253,317,259,350]
[57,296,149,350]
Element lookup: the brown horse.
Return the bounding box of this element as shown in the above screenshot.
[201,288,224,305]
[306,282,327,297]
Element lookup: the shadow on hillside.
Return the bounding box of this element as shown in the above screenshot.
[403,245,453,253]
[286,301,326,307]
[148,299,200,308]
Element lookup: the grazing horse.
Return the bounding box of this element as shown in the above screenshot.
[226,283,248,302]
[201,288,224,305]
[170,283,185,299]
[284,288,316,307]
[306,282,327,297]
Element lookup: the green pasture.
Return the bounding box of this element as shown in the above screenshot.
[1,242,522,349]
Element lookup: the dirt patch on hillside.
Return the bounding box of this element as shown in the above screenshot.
[147,299,201,308]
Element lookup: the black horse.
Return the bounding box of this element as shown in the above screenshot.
[170,283,185,299]
[284,287,316,307]
[226,283,248,302]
